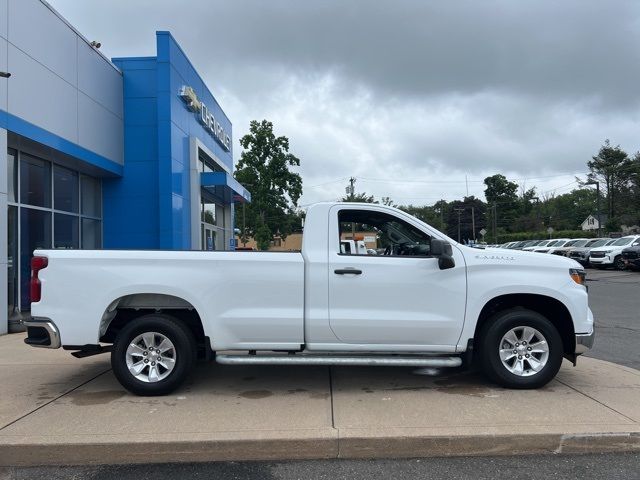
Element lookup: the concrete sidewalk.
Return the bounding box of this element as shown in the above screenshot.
[0,333,639,466]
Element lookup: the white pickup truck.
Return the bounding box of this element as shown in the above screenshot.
[24,202,594,396]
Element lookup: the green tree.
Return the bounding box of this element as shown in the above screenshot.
[341,190,377,204]
[443,196,487,243]
[484,174,519,236]
[234,120,303,250]
[545,188,597,230]
[586,140,632,220]
[399,203,446,231]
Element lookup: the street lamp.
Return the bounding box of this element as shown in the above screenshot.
[585,181,601,237]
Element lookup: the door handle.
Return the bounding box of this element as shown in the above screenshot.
[334,268,363,275]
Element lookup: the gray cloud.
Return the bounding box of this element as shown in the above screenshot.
[48,0,640,205]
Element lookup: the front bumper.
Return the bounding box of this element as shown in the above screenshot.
[589,257,612,265]
[575,328,595,354]
[22,317,61,349]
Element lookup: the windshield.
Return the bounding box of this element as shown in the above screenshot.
[587,239,608,247]
[571,239,589,247]
[546,240,560,247]
[537,240,550,247]
[610,237,637,247]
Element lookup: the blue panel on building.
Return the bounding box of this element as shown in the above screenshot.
[104,31,245,250]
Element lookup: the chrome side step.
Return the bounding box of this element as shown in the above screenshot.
[215,354,462,368]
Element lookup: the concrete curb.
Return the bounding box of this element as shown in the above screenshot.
[1,431,639,466]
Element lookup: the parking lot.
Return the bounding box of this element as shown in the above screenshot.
[585,268,640,370]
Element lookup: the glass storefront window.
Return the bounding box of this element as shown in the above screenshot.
[7,206,18,319]
[7,149,17,203]
[54,214,80,249]
[81,176,101,217]
[20,208,52,310]
[54,166,79,213]
[20,154,51,207]
[82,218,102,249]
[202,202,217,225]
[8,147,104,314]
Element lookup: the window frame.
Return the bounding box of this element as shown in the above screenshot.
[334,207,436,259]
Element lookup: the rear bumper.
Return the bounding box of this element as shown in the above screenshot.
[575,328,595,354]
[22,317,61,349]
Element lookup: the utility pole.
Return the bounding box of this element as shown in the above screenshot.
[492,204,497,243]
[596,182,601,237]
[455,208,464,243]
[347,177,357,238]
[347,177,356,200]
[471,206,476,242]
[586,181,601,237]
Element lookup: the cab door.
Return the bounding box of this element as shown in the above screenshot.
[327,205,467,349]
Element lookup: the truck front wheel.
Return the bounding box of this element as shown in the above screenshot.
[479,309,563,389]
[111,314,196,396]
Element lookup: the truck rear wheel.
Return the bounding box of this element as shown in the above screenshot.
[479,309,563,389]
[111,314,196,396]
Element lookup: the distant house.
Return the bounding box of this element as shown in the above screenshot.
[581,214,607,231]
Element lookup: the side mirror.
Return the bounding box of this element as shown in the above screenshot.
[431,238,455,270]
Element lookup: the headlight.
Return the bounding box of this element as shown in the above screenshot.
[570,268,586,286]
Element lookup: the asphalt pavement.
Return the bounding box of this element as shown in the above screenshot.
[1,453,638,480]
[585,269,640,370]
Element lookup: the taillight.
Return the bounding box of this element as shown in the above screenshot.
[30,256,48,303]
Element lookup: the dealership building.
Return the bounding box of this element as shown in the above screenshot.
[0,0,251,334]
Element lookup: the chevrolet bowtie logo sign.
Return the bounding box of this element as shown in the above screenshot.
[179,85,231,152]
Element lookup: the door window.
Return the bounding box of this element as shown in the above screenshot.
[338,209,432,257]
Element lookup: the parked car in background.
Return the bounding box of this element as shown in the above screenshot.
[589,236,640,270]
[551,239,590,257]
[622,242,640,270]
[569,238,615,267]
[523,240,549,251]
[532,239,571,253]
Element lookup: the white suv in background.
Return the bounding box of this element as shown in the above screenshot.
[532,239,571,253]
[589,236,640,270]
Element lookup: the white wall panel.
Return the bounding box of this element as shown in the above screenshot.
[0,0,7,40]
[8,43,78,143]
[8,0,77,86]
[5,1,123,165]
[77,38,122,119]
[0,37,6,111]
[78,92,123,164]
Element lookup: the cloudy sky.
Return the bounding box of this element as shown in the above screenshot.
[48,0,640,207]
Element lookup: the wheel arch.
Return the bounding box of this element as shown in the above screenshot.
[99,293,209,357]
[473,293,575,356]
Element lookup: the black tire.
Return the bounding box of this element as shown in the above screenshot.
[111,314,196,396]
[613,256,625,271]
[479,308,563,389]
